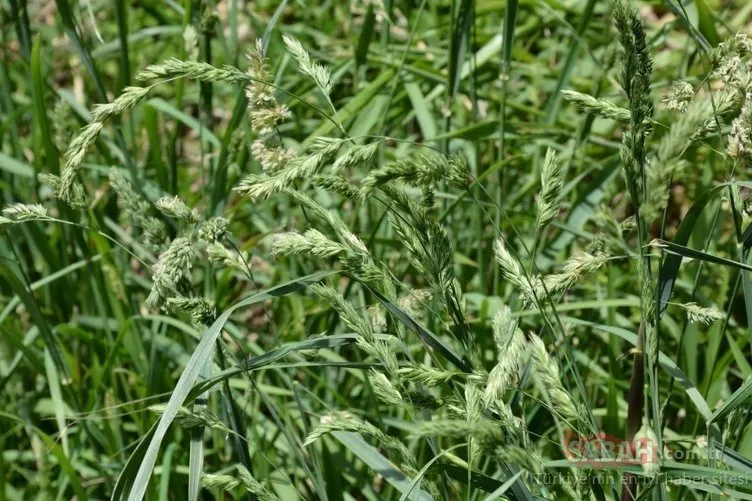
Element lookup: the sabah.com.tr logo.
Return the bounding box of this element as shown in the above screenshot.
[564,430,659,469]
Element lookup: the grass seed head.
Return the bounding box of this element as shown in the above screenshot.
[663,80,694,112]
[680,302,725,325]
[2,203,49,221]
[483,306,526,409]
[146,237,195,309]
[528,334,581,425]
[368,370,403,406]
[282,35,333,97]
[537,147,562,230]
[155,195,199,223]
[561,90,631,122]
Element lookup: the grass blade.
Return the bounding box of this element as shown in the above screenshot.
[126,271,334,501]
[331,431,433,501]
[710,377,752,424]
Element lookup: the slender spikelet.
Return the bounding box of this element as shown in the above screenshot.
[235,138,342,200]
[561,90,631,122]
[483,306,526,409]
[282,35,333,97]
[137,58,247,84]
[90,86,151,122]
[38,173,61,192]
[534,252,609,299]
[361,152,468,196]
[306,412,388,448]
[305,412,418,473]
[663,81,694,112]
[155,195,199,223]
[310,284,372,341]
[466,385,482,426]
[313,174,362,200]
[528,334,581,425]
[310,283,398,370]
[368,370,403,406]
[148,404,226,431]
[236,465,280,501]
[493,238,534,302]
[381,183,469,346]
[59,83,158,206]
[537,148,562,230]
[109,168,148,215]
[2,203,49,221]
[1,203,56,229]
[332,142,379,172]
[202,467,279,500]
[410,419,502,442]
[645,321,658,369]
[678,302,725,325]
[271,190,390,289]
[397,366,464,385]
[496,445,543,475]
[202,473,241,491]
[270,230,346,259]
[59,122,103,202]
[205,242,247,271]
[465,384,484,463]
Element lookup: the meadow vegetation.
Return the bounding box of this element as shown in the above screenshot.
[1,0,752,499]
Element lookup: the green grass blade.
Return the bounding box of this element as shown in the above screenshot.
[710,377,752,424]
[658,240,752,273]
[43,347,69,456]
[355,4,376,69]
[448,0,473,100]
[126,271,334,501]
[331,431,433,501]
[31,35,59,175]
[658,183,730,316]
[187,359,212,501]
[564,317,714,422]
[355,278,471,372]
[0,152,35,178]
[147,98,221,148]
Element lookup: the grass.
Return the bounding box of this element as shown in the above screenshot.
[1,0,752,500]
